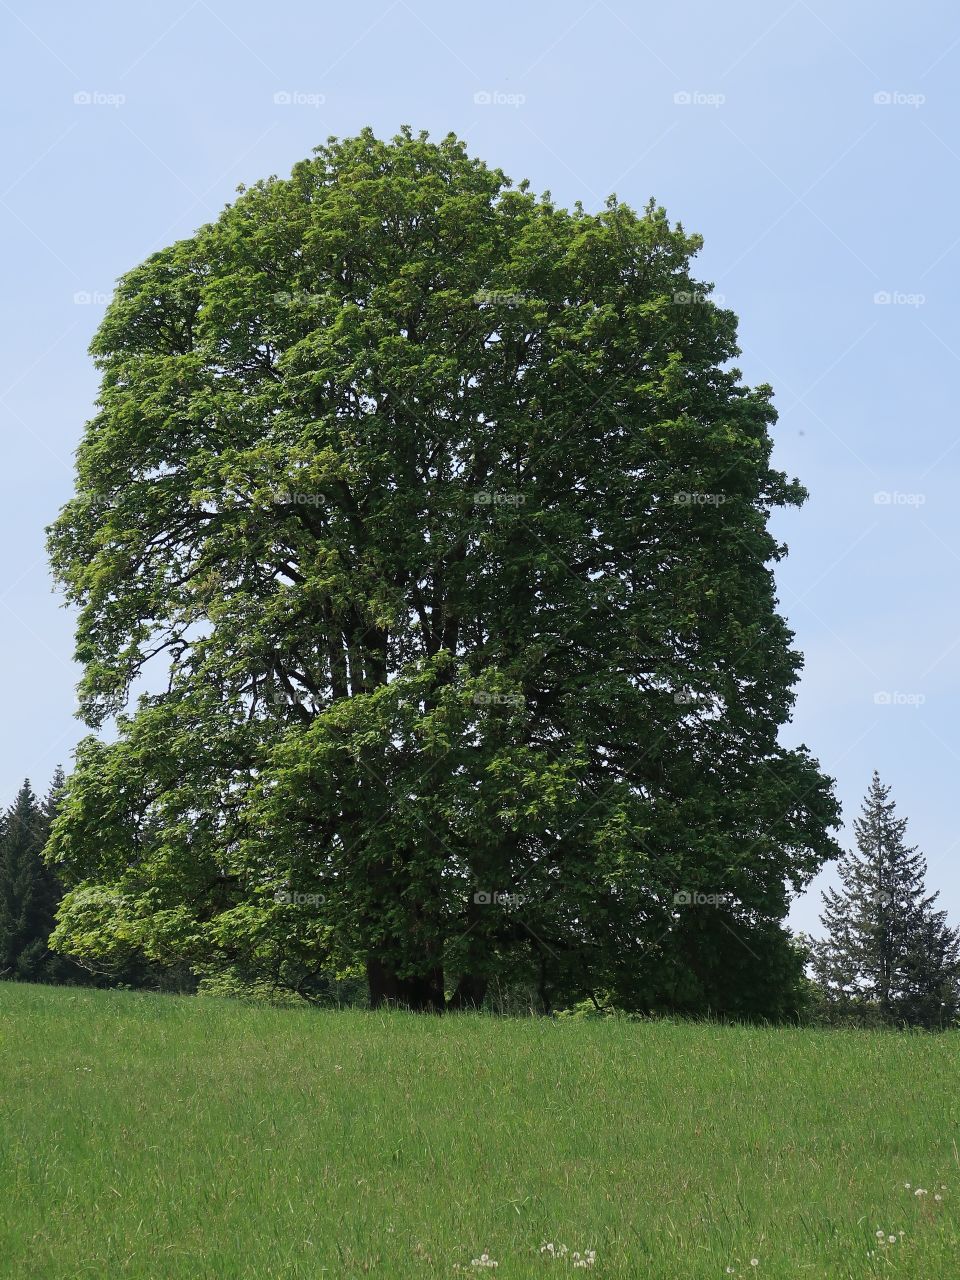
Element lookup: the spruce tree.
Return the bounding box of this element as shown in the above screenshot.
[43,765,66,829]
[811,772,960,1027]
[0,774,72,982]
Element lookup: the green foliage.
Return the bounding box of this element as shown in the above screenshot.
[195,973,311,1006]
[48,126,840,1015]
[810,772,960,1028]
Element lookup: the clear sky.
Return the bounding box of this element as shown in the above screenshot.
[2,0,958,935]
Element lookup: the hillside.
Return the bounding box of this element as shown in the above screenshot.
[1,985,958,1278]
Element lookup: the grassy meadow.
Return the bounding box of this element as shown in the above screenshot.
[1,983,959,1278]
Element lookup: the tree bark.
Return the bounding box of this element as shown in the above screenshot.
[448,972,488,1010]
[365,954,446,1012]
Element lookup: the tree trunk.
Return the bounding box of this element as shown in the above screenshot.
[448,972,488,1010]
[366,954,445,1012]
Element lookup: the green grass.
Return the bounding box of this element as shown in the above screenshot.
[2,985,959,1279]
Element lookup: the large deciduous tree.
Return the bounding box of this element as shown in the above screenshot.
[47,127,839,1014]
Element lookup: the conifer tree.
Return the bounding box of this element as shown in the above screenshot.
[811,772,959,1027]
[43,765,66,828]
[0,772,78,983]
[0,781,58,980]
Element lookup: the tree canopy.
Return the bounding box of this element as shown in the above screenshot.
[47,126,840,1014]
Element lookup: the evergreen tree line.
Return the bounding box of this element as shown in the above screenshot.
[0,770,170,991]
[0,770,75,984]
[2,766,958,1025]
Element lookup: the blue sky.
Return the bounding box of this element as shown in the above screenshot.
[2,0,958,934]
